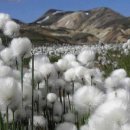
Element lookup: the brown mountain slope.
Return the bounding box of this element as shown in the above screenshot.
[1,7,130,44]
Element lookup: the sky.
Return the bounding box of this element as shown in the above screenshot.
[0,0,130,23]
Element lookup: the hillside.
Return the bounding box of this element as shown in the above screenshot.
[1,7,130,44]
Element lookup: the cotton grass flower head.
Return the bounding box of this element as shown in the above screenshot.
[53,101,63,116]
[55,122,77,130]
[10,37,32,58]
[68,61,80,68]
[122,39,130,50]
[122,124,130,130]
[63,112,75,123]
[15,108,27,121]
[39,63,57,80]
[34,70,43,84]
[73,86,105,114]
[9,88,22,112]
[80,125,89,130]
[23,72,32,85]
[0,65,13,78]
[12,69,21,81]
[56,59,68,72]
[53,115,62,123]
[63,54,76,62]
[33,115,47,128]
[47,93,57,103]
[55,78,66,90]
[24,70,43,85]
[73,82,82,92]
[105,76,123,91]
[3,20,20,38]
[0,59,4,66]
[0,77,19,107]
[77,49,95,66]
[75,66,88,83]
[0,13,10,29]
[106,89,128,103]
[88,99,127,130]
[84,74,92,85]
[0,47,15,65]
[22,83,32,105]
[121,77,130,92]
[29,55,50,71]
[111,69,127,80]
[64,68,77,82]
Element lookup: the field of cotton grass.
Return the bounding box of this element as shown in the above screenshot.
[1,13,130,130]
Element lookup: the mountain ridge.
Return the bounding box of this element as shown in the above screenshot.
[1,7,130,44]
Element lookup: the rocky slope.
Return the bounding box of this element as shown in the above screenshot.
[2,7,130,44]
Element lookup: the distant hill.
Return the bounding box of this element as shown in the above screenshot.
[1,7,130,44]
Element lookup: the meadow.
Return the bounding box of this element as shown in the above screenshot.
[1,13,130,130]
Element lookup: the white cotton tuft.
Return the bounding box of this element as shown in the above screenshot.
[73,82,82,92]
[29,55,50,70]
[34,70,43,84]
[55,122,77,130]
[75,66,88,82]
[63,112,75,123]
[22,83,32,105]
[105,76,122,91]
[88,99,127,130]
[53,101,63,116]
[68,61,80,68]
[0,65,13,78]
[121,77,130,91]
[56,59,68,72]
[33,115,47,127]
[77,49,95,65]
[39,63,56,79]
[0,59,4,66]
[47,93,57,103]
[111,69,127,79]
[53,116,61,123]
[106,89,128,103]
[73,86,105,114]
[3,20,20,37]
[0,47,15,65]
[10,37,32,58]
[63,54,76,62]
[64,68,77,82]
[12,69,21,81]
[55,78,66,89]
[0,13,10,29]
[80,125,89,130]
[0,77,18,107]
[122,124,130,130]
[15,108,27,121]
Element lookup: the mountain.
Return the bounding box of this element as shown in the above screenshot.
[2,7,130,45]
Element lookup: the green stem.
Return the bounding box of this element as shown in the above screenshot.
[31,54,34,130]
[6,106,8,130]
[67,93,71,110]
[12,110,15,130]
[16,58,18,70]
[63,89,66,114]
[72,81,74,94]
[21,56,24,107]
[0,112,4,130]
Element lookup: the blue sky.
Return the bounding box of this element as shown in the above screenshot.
[0,0,130,23]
